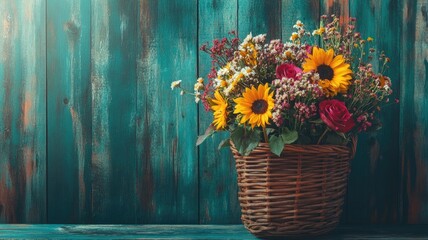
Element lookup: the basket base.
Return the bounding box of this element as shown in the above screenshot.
[231,142,353,239]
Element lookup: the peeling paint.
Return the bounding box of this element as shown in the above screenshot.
[407,154,428,223]
[69,0,86,216]
[23,147,34,180]
[20,0,38,133]
[324,0,349,25]
[22,146,35,220]
[0,172,16,223]
[70,107,86,213]
[21,93,33,129]
[120,13,128,43]
[91,0,111,220]
[0,1,18,223]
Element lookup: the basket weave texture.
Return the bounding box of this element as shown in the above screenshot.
[231,140,356,238]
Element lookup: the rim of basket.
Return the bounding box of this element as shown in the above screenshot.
[230,140,355,155]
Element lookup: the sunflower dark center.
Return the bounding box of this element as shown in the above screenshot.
[252,100,268,114]
[317,64,334,80]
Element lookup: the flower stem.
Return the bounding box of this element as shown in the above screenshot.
[317,128,329,145]
[263,127,269,143]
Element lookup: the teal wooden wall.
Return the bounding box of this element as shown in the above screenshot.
[0,0,426,224]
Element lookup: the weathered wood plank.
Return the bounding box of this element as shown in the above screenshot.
[1,224,428,239]
[281,0,320,40]
[0,224,256,239]
[47,0,92,223]
[401,0,428,224]
[346,0,401,224]
[321,0,350,25]
[0,0,46,223]
[136,0,198,223]
[90,0,137,223]
[238,0,282,40]
[198,0,241,224]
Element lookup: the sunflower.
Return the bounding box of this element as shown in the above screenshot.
[233,83,274,128]
[211,90,228,130]
[302,47,353,97]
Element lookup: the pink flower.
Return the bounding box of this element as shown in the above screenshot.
[319,100,355,133]
[276,63,302,79]
[305,45,312,54]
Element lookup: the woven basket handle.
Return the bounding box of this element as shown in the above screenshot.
[349,136,358,159]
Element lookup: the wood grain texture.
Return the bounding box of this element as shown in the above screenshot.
[136,0,198,223]
[238,0,282,40]
[1,224,428,239]
[401,0,428,224]
[0,224,257,239]
[90,0,137,223]
[0,0,46,223]
[198,0,241,224]
[281,0,320,40]
[321,0,349,25]
[47,0,92,223]
[346,0,401,224]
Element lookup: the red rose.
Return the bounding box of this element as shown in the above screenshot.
[276,63,302,79]
[319,100,355,133]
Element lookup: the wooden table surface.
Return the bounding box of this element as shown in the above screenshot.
[1,224,428,239]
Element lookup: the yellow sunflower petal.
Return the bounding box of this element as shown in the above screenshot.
[211,90,228,130]
[233,84,274,128]
[302,61,317,72]
[312,47,319,58]
[329,56,345,68]
[325,49,334,65]
[302,47,353,97]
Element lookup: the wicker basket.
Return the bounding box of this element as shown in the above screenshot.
[230,138,357,238]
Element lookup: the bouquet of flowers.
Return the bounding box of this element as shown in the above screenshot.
[172,15,394,156]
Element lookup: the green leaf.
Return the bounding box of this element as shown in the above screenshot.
[230,126,261,156]
[265,128,275,135]
[218,138,231,150]
[268,129,298,156]
[196,124,215,146]
[281,130,298,144]
[269,135,285,156]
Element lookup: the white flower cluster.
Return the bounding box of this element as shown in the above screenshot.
[223,67,255,96]
[239,33,253,51]
[280,42,311,64]
[170,80,182,90]
[290,20,308,41]
[213,33,264,97]
[193,78,204,103]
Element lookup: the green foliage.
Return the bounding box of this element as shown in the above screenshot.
[218,138,231,150]
[230,126,261,156]
[269,129,298,156]
[196,125,215,146]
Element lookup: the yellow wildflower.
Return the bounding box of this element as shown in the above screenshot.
[290,32,299,41]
